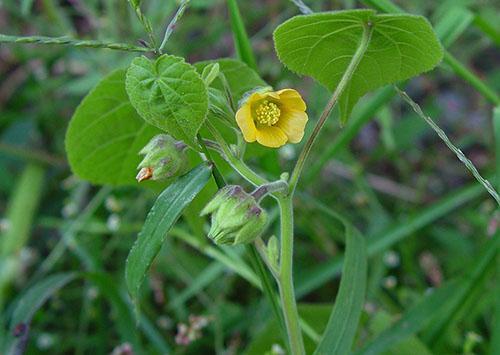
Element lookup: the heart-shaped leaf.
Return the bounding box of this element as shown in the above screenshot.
[274,9,443,123]
[126,55,208,148]
[65,69,161,186]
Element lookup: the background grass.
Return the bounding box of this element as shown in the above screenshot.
[0,0,499,354]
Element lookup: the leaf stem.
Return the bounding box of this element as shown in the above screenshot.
[289,21,373,193]
[159,0,190,54]
[197,134,226,189]
[251,180,289,201]
[205,121,268,187]
[276,195,305,355]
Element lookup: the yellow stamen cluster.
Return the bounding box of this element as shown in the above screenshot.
[255,100,281,126]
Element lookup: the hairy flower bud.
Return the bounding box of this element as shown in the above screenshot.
[201,185,267,245]
[136,134,188,182]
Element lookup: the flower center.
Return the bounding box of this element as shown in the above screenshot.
[255,100,281,126]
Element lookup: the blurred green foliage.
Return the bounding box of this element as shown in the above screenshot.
[0,0,499,354]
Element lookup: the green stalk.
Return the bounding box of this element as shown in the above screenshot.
[226,0,257,70]
[289,21,373,192]
[442,52,500,105]
[198,134,226,188]
[206,121,268,187]
[0,163,45,309]
[277,195,305,355]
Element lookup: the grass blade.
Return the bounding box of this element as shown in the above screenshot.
[296,182,485,296]
[354,280,460,355]
[314,217,367,354]
[0,163,45,309]
[3,273,77,354]
[226,0,257,69]
[125,164,212,304]
[422,234,499,347]
[85,272,144,352]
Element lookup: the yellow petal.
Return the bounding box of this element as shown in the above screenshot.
[277,110,308,143]
[276,89,307,111]
[236,103,257,142]
[255,126,288,148]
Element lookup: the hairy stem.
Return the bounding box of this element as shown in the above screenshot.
[277,195,305,355]
[197,134,226,188]
[206,121,268,187]
[289,21,373,193]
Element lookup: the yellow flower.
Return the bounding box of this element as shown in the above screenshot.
[236,89,308,148]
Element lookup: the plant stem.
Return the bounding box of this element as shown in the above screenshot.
[159,0,190,53]
[198,134,226,188]
[251,180,288,201]
[289,21,373,193]
[226,0,258,70]
[206,121,268,187]
[276,195,305,355]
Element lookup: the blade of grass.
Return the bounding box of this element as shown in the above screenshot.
[0,163,45,310]
[304,86,395,183]
[85,272,143,352]
[473,15,500,46]
[433,5,473,47]
[3,273,77,354]
[168,261,225,308]
[314,218,367,354]
[247,245,290,351]
[226,0,257,70]
[421,234,499,347]
[488,105,499,355]
[354,279,460,355]
[296,182,485,296]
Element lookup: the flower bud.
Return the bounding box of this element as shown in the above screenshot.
[136,134,188,182]
[201,185,267,245]
[266,235,279,268]
[201,63,220,86]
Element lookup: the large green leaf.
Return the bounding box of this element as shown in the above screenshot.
[314,222,367,354]
[274,9,443,123]
[125,164,212,302]
[126,55,208,148]
[194,58,266,103]
[65,70,161,186]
